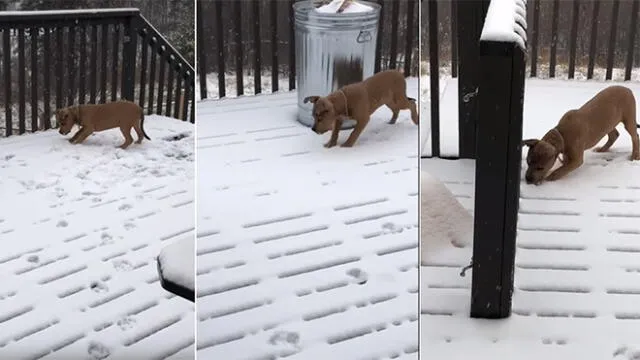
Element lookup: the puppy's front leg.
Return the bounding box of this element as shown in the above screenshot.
[71,127,93,144]
[546,153,584,181]
[341,116,369,147]
[325,118,343,148]
[68,128,82,143]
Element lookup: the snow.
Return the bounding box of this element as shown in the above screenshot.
[480,0,527,50]
[197,78,419,359]
[421,79,640,359]
[159,237,195,292]
[420,171,472,263]
[315,0,373,14]
[0,115,194,358]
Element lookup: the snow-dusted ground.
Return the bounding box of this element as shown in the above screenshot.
[197,79,419,359]
[0,116,194,359]
[421,79,640,359]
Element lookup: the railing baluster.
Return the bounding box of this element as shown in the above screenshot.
[587,0,600,79]
[625,0,639,81]
[165,57,175,116]
[374,0,384,73]
[157,46,167,115]
[253,0,261,95]
[549,0,559,78]
[403,0,416,77]
[3,28,11,136]
[288,0,295,90]
[67,24,76,106]
[56,27,63,110]
[197,0,207,99]
[139,29,148,109]
[100,23,108,103]
[215,0,225,98]
[148,38,157,115]
[30,27,38,132]
[271,0,278,92]
[530,0,539,77]
[568,0,580,79]
[183,71,192,121]
[79,24,86,104]
[43,28,51,129]
[174,66,183,119]
[90,23,97,104]
[607,0,620,80]
[234,1,244,96]
[112,23,120,101]
[18,27,26,135]
[389,0,399,69]
[122,15,137,102]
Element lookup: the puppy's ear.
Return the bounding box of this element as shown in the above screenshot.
[522,139,539,148]
[303,96,320,104]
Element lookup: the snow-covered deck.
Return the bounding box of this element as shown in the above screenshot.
[422,79,640,359]
[197,79,419,359]
[0,116,194,359]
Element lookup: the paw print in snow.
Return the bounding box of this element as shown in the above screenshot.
[100,233,114,245]
[56,220,68,228]
[118,204,132,211]
[113,259,133,272]
[117,316,137,330]
[90,281,109,293]
[268,331,301,353]
[26,255,39,263]
[123,222,136,230]
[346,268,368,285]
[614,345,640,359]
[381,222,404,234]
[87,341,110,359]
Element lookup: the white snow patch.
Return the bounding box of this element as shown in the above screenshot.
[0,115,194,358]
[420,171,472,262]
[159,237,194,292]
[480,0,527,49]
[315,0,373,13]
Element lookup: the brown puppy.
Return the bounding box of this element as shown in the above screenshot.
[303,69,418,148]
[523,85,640,185]
[56,100,150,149]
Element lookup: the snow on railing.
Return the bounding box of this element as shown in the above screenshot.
[480,0,527,50]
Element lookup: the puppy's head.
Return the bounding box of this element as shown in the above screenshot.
[55,108,76,135]
[304,95,337,134]
[522,138,558,185]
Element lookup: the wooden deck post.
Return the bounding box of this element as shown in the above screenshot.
[470,6,527,318]
[457,0,489,159]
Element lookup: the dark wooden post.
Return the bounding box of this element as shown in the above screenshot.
[470,10,527,319]
[457,0,490,159]
[197,0,208,100]
[121,14,139,102]
[428,0,440,157]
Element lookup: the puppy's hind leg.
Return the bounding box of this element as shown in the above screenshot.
[388,106,400,125]
[119,125,134,149]
[594,129,619,152]
[133,121,144,144]
[396,96,419,125]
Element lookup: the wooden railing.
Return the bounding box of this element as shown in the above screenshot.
[0,8,195,137]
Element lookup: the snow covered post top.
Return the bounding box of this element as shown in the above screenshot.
[480,0,527,50]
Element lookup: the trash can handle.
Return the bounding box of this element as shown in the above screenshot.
[356,30,373,43]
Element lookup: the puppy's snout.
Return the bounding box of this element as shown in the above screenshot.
[525,173,533,183]
[311,126,318,133]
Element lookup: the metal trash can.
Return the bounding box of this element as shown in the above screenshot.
[293,0,381,128]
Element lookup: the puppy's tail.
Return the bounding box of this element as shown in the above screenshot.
[141,113,151,140]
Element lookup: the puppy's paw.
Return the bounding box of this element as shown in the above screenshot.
[68,138,76,144]
[545,172,562,181]
[630,153,640,161]
[340,142,354,148]
[324,141,337,148]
